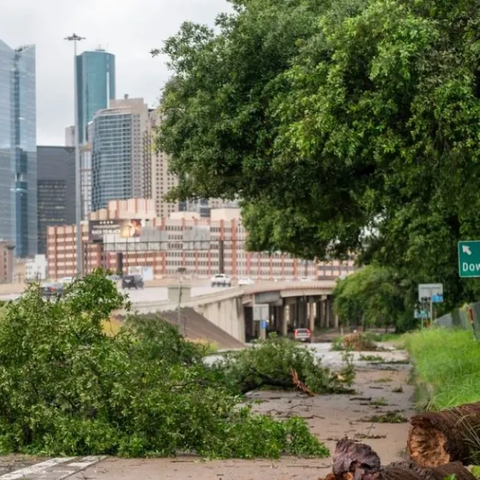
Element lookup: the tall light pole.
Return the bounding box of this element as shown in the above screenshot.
[65,34,85,277]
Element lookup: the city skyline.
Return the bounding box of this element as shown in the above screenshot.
[0,0,230,145]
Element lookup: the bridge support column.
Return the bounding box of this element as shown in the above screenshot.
[293,301,299,328]
[325,297,331,328]
[308,299,315,334]
[298,299,308,328]
[281,304,288,336]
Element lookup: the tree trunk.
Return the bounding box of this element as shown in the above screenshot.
[408,401,480,466]
[323,440,475,480]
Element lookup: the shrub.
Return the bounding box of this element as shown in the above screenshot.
[331,333,378,352]
[0,271,329,459]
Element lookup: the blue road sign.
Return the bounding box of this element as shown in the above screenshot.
[432,295,443,303]
[261,320,267,330]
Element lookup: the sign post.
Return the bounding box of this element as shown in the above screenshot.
[253,304,269,340]
[418,284,443,326]
[458,241,480,278]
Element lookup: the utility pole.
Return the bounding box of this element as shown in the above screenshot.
[65,33,85,278]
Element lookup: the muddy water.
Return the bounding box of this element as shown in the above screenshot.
[70,344,414,480]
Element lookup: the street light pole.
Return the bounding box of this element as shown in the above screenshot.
[65,33,85,278]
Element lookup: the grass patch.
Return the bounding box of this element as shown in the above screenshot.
[359,354,383,362]
[378,359,409,365]
[405,328,480,410]
[370,397,388,406]
[364,332,405,349]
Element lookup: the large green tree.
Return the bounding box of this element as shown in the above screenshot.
[333,265,412,331]
[157,0,480,307]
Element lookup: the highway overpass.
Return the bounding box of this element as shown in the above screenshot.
[130,280,338,344]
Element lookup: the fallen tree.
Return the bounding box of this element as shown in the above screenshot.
[0,272,330,459]
[408,401,480,466]
[324,440,475,480]
[213,335,355,395]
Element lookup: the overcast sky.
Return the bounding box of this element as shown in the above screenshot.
[1,0,230,145]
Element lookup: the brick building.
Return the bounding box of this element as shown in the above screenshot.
[46,199,354,280]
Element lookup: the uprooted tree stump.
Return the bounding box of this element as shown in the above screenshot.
[323,440,475,480]
[408,401,480,466]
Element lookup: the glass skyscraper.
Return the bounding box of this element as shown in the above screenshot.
[0,39,37,257]
[77,49,116,144]
[92,98,150,212]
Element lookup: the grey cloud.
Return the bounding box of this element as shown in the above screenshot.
[1,0,230,145]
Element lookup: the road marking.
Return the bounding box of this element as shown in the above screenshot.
[0,456,105,480]
[0,458,74,479]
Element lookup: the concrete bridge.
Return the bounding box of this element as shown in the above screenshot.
[131,280,338,344]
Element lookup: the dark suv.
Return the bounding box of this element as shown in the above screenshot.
[122,275,144,290]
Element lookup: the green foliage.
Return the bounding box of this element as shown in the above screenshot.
[0,272,329,459]
[370,397,388,406]
[405,328,480,410]
[156,0,480,310]
[333,266,412,331]
[215,335,355,395]
[359,354,383,362]
[471,466,480,479]
[361,411,407,423]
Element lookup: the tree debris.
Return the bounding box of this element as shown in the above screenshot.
[408,401,480,466]
[322,440,475,480]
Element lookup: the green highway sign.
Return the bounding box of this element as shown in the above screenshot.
[458,241,480,278]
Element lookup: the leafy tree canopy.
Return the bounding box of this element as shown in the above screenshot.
[333,265,413,331]
[157,0,480,306]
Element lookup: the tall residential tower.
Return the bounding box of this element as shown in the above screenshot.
[0,39,37,257]
[92,97,151,211]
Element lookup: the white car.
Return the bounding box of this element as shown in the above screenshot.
[211,274,232,287]
[60,276,74,285]
[238,277,255,286]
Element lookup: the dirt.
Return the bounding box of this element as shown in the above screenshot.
[69,353,414,480]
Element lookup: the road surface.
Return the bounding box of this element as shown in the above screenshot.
[0,343,412,480]
[0,286,229,303]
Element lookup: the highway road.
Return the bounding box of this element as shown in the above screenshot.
[0,285,230,302]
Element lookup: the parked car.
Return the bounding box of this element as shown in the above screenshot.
[122,275,144,290]
[292,328,312,343]
[300,277,315,282]
[60,276,74,285]
[41,282,64,299]
[107,274,121,282]
[238,277,255,286]
[211,274,232,287]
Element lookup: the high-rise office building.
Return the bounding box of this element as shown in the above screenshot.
[80,143,93,220]
[76,49,115,144]
[148,110,179,219]
[65,125,75,147]
[0,39,37,257]
[92,97,151,211]
[37,146,76,254]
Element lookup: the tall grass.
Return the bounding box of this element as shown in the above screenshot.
[405,328,480,410]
